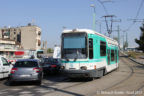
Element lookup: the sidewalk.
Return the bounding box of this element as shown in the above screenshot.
[121,51,144,65]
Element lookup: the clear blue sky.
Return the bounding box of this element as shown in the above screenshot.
[0,0,144,48]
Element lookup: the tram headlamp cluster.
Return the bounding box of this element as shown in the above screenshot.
[94,65,96,69]
[61,66,65,69]
[80,66,87,70]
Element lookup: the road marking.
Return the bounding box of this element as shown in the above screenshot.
[0,91,8,94]
[7,95,14,96]
[19,94,34,96]
[37,89,50,93]
[26,86,35,88]
[34,88,54,93]
[19,91,32,94]
[10,88,22,91]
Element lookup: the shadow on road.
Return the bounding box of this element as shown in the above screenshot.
[120,55,128,58]
[4,80,40,86]
[3,73,94,87]
[40,84,85,96]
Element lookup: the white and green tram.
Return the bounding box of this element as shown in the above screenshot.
[61,29,119,78]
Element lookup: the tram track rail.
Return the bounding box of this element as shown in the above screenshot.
[42,55,138,96]
[1,55,144,96]
[132,85,144,96]
[19,55,143,96]
[123,55,144,96]
[0,75,88,96]
[89,54,144,96]
[103,56,134,90]
[87,56,135,96]
[43,56,135,96]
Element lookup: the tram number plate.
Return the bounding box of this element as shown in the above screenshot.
[69,63,74,69]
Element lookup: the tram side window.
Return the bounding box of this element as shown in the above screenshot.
[89,38,93,59]
[111,50,115,61]
[115,49,117,63]
[100,41,106,56]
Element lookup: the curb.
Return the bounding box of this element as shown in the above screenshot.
[121,52,144,66]
[129,57,144,66]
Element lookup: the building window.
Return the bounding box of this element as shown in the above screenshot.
[38,40,41,46]
[89,38,93,59]
[111,50,115,61]
[38,31,41,36]
[100,41,106,56]
[17,34,21,43]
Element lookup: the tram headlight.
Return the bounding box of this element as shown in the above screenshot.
[61,66,65,69]
[80,66,87,70]
[94,65,96,69]
[60,66,65,70]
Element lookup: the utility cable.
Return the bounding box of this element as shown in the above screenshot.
[97,0,109,15]
[125,0,144,32]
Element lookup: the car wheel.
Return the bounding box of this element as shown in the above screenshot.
[9,81,14,86]
[36,80,41,86]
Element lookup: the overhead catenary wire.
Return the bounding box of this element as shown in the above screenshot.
[97,0,109,15]
[125,0,144,32]
[135,0,144,19]
[97,0,118,36]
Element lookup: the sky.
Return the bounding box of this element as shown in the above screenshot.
[0,0,144,48]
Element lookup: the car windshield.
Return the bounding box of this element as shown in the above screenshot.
[14,61,38,67]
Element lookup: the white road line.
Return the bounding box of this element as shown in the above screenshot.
[0,91,7,94]
[10,88,22,91]
[19,91,32,94]
[19,94,34,96]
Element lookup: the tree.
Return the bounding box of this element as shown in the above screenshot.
[123,41,128,50]
[47,48,53,53]
[135,24,144,52]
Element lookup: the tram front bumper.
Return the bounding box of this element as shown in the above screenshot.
[62,69,99,78]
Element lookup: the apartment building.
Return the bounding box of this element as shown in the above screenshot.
[0,39,18,58]
[20,25,41,50]
[0,24,41,57]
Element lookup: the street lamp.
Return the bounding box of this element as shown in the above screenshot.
[90,4,96,31]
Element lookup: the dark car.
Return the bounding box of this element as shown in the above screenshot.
[42,58,61,75]
[9,59,43,85]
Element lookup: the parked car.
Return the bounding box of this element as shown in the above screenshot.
[42,58,61,75]
[9,59,43,85]
[0,56,13,79]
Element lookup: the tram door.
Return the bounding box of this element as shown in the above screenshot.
[107,49,110,65]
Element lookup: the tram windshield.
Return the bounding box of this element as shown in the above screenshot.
[62,33,87,59]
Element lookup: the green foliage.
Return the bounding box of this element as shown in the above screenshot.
[126,51,144,59]
[47,48,53,53]
[135,24,144,52]
[127,52,137,59]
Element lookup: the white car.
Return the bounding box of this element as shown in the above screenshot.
[0,56,13,79]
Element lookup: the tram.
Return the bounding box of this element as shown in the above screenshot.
[61,29,119,78]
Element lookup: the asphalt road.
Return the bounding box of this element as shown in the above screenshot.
[0,55,144,96]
